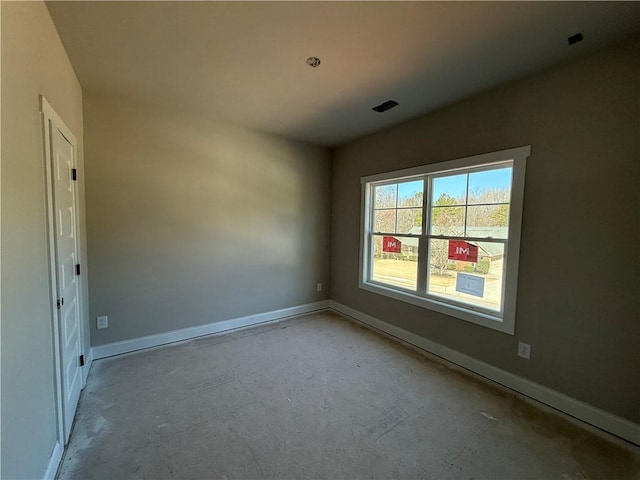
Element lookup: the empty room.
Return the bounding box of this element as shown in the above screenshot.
[2,1,639,479]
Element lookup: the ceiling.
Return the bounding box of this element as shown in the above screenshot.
[47,1,640,147]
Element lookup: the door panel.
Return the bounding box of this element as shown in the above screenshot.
[58,207,75,239]
[60,253,75,292]
[62,298,78,346]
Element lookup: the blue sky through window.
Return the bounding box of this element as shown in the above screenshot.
[397,180,423,206]
[432,167,511,202]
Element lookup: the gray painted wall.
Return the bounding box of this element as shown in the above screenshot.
[83,93,331,346]
[1,2,89,478]
[331,43,639,423]
[2,6,636,478]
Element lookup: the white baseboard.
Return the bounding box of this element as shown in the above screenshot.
[92,300,331,360]
[329,300,640,446]
[43,441,63,480]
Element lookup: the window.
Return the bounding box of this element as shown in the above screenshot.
[359,146,530,334]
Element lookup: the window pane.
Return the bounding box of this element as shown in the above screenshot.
[432,174,467,206]
[397,208,422,234]
[398,180,424,207]
[374,209,396,233]
[427,239,504,312]
[468,167,512,204]
[430,206,465,236]
[371,235,418,290]
[374,184,397,208]
[466,205,510,238]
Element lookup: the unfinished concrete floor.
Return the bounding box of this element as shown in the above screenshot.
[58,311,640,479]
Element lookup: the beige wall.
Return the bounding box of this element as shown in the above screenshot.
[1,2,88,478]
[331,43,640,423]
[83,93,331,345]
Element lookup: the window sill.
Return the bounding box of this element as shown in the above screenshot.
[359,280,514,335]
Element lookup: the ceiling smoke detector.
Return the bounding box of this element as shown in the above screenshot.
[306,57,321,68]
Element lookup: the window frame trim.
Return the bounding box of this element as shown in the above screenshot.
[358,145,531,335]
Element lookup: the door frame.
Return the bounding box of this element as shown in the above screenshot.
[41,95,87,445]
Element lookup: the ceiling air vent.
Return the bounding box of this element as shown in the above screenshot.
[372,100,399,113]
[568,33,583,45]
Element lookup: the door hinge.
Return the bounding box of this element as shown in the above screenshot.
[56,298,64,309]
[76,264,81,276]
[72,168,77,181]
[79,354,85,367]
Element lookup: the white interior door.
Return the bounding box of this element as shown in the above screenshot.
[50,124,83,443]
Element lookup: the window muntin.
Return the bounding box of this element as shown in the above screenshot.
[360,146,530,334]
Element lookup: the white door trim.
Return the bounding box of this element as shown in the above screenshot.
[41,95,86,446]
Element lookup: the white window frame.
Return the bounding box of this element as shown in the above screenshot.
[359,146,530,335]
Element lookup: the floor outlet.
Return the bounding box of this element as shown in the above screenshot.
[518,342,531,359]
[97,316,108,329]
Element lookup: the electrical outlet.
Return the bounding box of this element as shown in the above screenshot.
[316,283,322,292]
[518,342,531,359]
[97,316,108,329]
